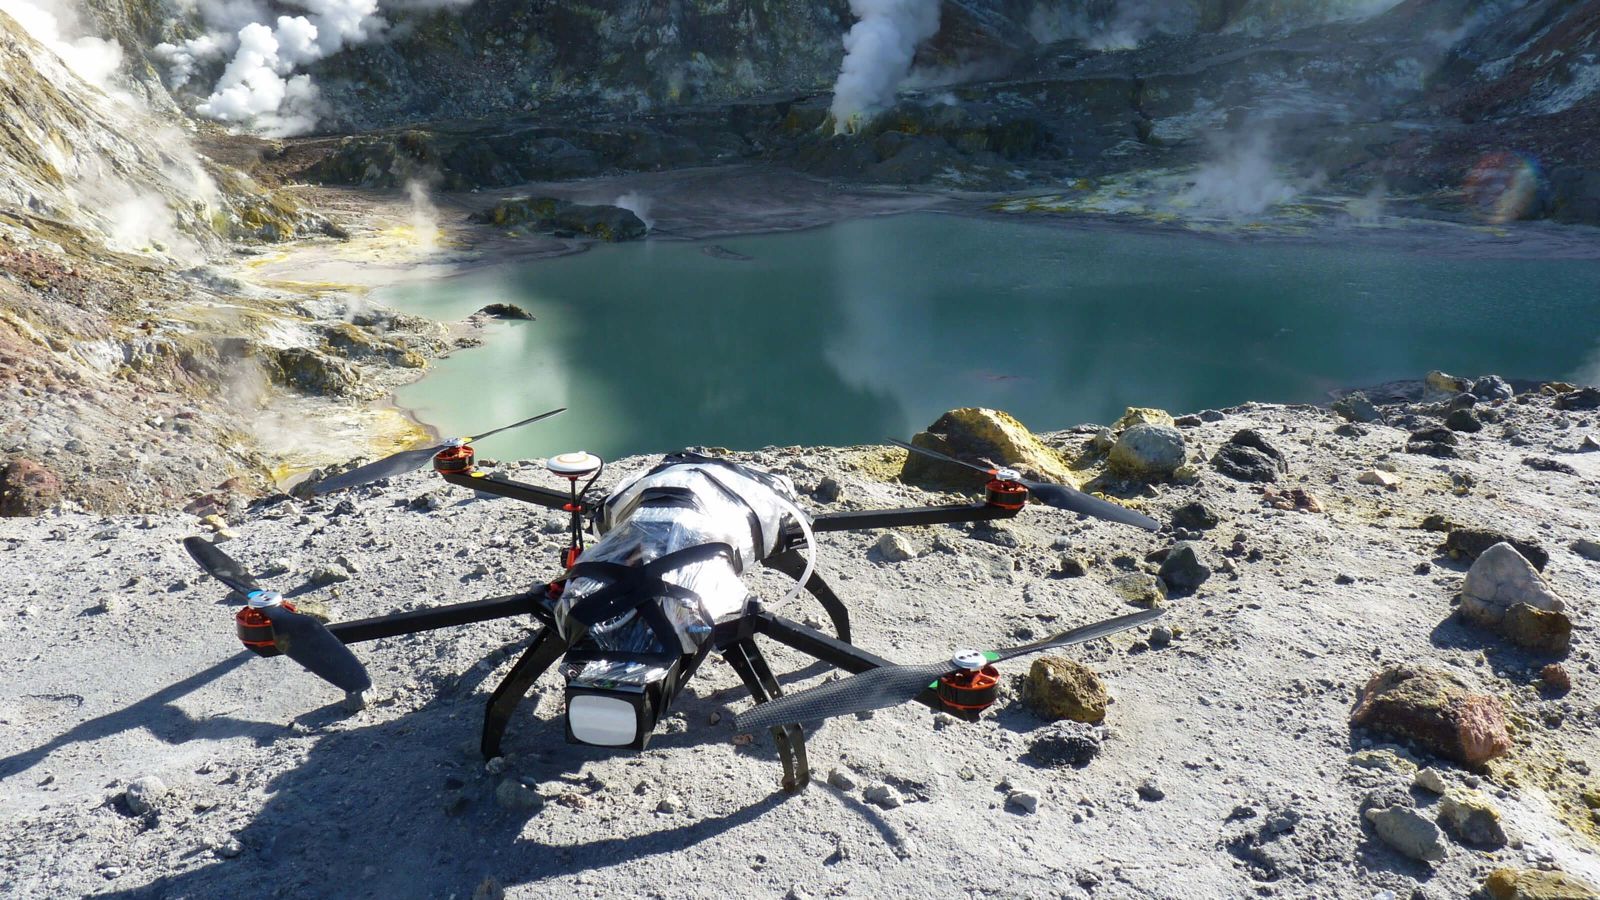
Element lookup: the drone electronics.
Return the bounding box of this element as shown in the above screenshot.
[183,414,1165,790]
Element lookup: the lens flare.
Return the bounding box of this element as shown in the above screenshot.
[1464,152,1543,223]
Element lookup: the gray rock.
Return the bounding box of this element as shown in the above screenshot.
[1006,790,1039,813]
[494,778,541,811]
[875,533,916,562]
[1574,539,1600,562]
[1414,768,1448,794]
[1026,721,1103,768]
[1211,430,1287,482]
[306,565,350,587]
[656,795,682,814]
[1136,778,1165,801]
[1471,375,1515,401]
[123,776,167,814]
[1333,392,1382,423]
[1149,624,1173,648]
[864,784,902,809]
[1461,543,1565,627]
[814,476,843,503]
[1445,409,1482,433]
[1157,542,1211,597]
[1437,790,1507,847]
[1107,424,1186,481]
[1170,501,1219,530]
[1365,806,1446,863]
[827,768,859,791]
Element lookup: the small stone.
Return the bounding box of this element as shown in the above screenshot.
[123,776,167,815]
[306,566,350,587]
[1057,555,1088,578]
[1553,386,1600,410]
[1109,572,1167,607]
[1351,749,1416,776]
[1570,539,1600,562]
[1483,868,1600,900]
[467,562,490,578]
[1006,790,1039,813]
[1026,721,1103,768]
[1357,469,1401,490]
[1170,501,1219,530]
[1365,806,1446,863]
[1425,370,1470,398]
[1406,427,1460,458]
[827,768,859,791]
[656,795,681,814]
[875,533,916,562]
[494,778,540,811]
[1335,573,1356,585]
[1148,625,1173,648]
[214,838,242,858]
[1438,790,1507,847]
[1414,768,1448,794]
[1136,778,1165,801]
[1021,657,1108,723]
[485,756,507,775]
[1540,663,1571,692]
[1157,542,1211,597]
[863,784,902,809]
[814,476,843,503]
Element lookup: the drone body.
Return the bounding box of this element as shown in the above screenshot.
[184,410,1163,790]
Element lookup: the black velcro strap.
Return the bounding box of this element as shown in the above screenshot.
[565,543,737,629]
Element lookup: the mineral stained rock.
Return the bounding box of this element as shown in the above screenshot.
[1021,657,1109,724]
[1483,868,1600,900]
[0,458,62,516]
[1107,424,1186,481]
[900,408,1075,489]
[1349,666,1511,767]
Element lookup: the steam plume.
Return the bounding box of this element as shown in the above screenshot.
[0,0,124,89]
[829,0,941,127]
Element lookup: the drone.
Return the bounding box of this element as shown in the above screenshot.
[183,407,1165,790]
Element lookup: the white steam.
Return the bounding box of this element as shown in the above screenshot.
[156,0,449,136]
[405,178,440,251]
[1179,129,1304,217]
[829,0,941,127]
[0,0,125,89]
[612,191,654,230]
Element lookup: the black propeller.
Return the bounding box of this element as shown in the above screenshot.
[311,406,567,495]
[183,537,372,695]
[890,438,1159,531]
[735,608,1165,731]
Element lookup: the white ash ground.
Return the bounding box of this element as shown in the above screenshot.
[1,395,1597,899]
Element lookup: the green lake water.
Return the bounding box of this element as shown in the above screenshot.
[382,213,1600,461]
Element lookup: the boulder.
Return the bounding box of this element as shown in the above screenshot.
[1106,424,1186,481]
[1157,542,1211,597]
[1445,409,1483,433]
[1406,427,1460,458]
[1364,806,1446,863]
[900,408,1075,490]
[1553,387,1600,411]
[1211,429,1287,482]
[1501,603,1573,655]
[1484,868,1600,900]
[1113,407,1175,431]
[1020,657,1108,723]
[1448,529,1548,571]
[1461,543,1568,653]
[1349,666,1511,767]
[1333,392,1382,423]
[472,197,647,242]
[0,458,61,516]
[1437,790,1507,847]
[271,347,360,397]
[1471,375,1515,401]
[1424,370,1471,398]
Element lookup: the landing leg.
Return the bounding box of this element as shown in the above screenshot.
[481,627,568,759]
[724,640,809,791]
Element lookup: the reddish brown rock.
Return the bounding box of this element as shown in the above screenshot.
[1541,664,1571,692]
[0,458,61,516]
[1350,666,1512,767]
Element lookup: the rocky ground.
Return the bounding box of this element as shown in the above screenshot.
[1,380,1596,899]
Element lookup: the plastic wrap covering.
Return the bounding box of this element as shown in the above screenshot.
[556,457,808,655]
[568,659,671,692]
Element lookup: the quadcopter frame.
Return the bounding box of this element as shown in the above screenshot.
[250,450,1030,790]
